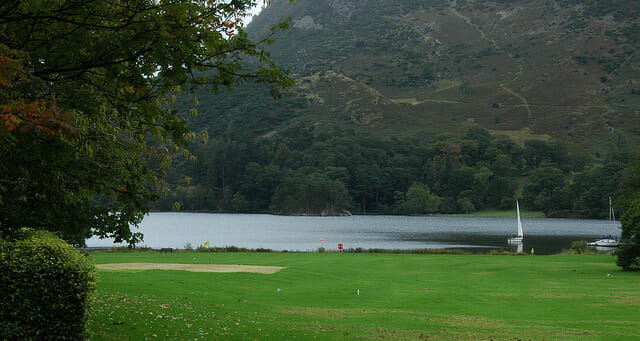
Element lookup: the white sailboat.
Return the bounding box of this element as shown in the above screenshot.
[508,200,524,243]
[587,198,621,247]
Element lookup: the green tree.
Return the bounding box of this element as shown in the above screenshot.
[238,163,283,212]
[270,171,352,215]
[523,140,570,171]
[616,150,640,270]
[0,0,293,245]
[396,182,441,215]
[572,162,625,218]
[471,166,493,209]
[522,167,570,215]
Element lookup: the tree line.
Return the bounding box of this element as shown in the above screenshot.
[156,126,631,218]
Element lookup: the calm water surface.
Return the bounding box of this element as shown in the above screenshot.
[85,213,622,254]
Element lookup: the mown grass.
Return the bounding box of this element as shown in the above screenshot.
[88,252,639,340]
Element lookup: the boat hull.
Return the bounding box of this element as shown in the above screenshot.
[587,239,620,247]
[507,237,523,243]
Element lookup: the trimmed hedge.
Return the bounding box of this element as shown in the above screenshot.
[0,230,97,340]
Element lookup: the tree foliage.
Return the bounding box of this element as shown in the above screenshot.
[616,149,640,270]
[158,125,629,218]
[0,0,293,245]
[396,182,441,215]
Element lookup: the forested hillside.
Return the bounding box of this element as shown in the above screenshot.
[162,0,640,217]
[156,125,630,217]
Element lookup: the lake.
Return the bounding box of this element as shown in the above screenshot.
[85,213,622,254]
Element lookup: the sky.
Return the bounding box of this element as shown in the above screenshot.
[243,4,265,24]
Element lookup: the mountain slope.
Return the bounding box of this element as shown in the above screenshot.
[240,0,640,148]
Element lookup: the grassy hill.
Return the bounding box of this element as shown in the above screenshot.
[222,0,640,148]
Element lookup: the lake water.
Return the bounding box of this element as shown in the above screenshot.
[85,213,622,255]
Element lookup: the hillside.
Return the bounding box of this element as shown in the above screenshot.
[163,0,638,216]
[237,0,640,149]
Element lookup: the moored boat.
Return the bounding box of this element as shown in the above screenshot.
[587,198,621,248]
[587,235,620,247]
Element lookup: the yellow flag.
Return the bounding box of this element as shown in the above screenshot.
[204,241,210,247]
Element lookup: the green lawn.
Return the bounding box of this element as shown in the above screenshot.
[89,252,639,340]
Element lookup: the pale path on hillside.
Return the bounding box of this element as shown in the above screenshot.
[449,0,498,48]
[449,0,535,128]
[500,62,536,127]
[97,263,284,274]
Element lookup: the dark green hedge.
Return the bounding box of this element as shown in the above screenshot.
[0,230,97,340]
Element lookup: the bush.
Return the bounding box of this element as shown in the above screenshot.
[0,230,97,340]
[615,244,640,270]
[570,240,594,254]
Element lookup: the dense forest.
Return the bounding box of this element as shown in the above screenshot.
[156,125,631,219]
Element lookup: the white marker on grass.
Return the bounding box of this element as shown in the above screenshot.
[357,289,359,296]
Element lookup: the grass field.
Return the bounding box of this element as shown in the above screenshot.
[88,252,639,340]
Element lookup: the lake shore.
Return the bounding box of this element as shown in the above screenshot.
[152,209,547,218]
[433,209,545,218]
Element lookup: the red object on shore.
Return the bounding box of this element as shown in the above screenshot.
[338,243,343,250]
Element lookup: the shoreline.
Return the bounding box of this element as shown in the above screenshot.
[148,209,548,218]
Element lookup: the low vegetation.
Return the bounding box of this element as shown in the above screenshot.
[88,251,639,340]
[0,230,97,340]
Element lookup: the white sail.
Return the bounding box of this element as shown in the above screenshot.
[516,200,523,238]
[508,200,524,243]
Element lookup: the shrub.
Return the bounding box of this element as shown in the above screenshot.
[570,240,594,254]
[615,244,640,270]
[0,230,97,340]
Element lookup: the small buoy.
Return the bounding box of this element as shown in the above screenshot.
[320,238,324,242]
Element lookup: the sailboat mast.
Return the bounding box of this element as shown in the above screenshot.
[610,197,615,221]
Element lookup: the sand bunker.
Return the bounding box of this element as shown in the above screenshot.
[96,263,284,274]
